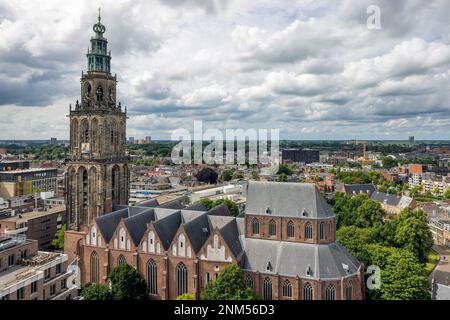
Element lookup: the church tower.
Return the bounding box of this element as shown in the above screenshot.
[65,10,129,230]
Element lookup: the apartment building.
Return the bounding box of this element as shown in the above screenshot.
[0,233,76,300]
[423,176,450,196]
[0,206,65,249]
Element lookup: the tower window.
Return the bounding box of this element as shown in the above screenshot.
[96,86,103,101]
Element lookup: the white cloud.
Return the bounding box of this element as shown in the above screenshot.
[1,0,450,140]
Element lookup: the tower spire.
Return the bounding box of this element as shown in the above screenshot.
[98,7,101,22]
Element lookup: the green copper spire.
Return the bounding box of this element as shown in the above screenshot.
[86,8,111,73]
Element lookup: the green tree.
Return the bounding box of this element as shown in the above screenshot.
[52,224,66,250]
[251,171,260,181]
[355,199,386,228]
[393,208,433,263]
[445,189,450,199]
[221,169,233,182]
[212,199,240,217]
[332,192,369,227]
[336,226,374,263]
[177,293,195,300]
[277,164,293,176]
[200,198,214,210]
[81,284,112,300]
[382,157,398,169]
[232,171,244,180]
[197,167,219,184]
[199,198,239,217]
[278,173,288,182]
[201,264,256,300]
[381,250,430,300]
[108,264,148,300]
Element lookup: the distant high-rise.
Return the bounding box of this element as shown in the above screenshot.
[282,148,320,164]
[409,136,415,146]
[145,136,152,143]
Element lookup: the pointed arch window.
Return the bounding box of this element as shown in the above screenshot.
[282,279,292,298]
[244,273,254,289]
[176,263,188,296]
[303,282,313,300]
[263,277,272,300]
[319,222,324,240]
[268,219,276,236]
[287,220,295,238]
[325,283,336,300]
[90,251,99,283]
[251,217,260,235]
[117,255,126,265]
[305,222,313,239]
[147,259,157,295]
[346,281,353,300]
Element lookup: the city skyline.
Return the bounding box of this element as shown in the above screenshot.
[1,0,450,140]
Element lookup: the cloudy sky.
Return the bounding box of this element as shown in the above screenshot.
[1,0,450,140]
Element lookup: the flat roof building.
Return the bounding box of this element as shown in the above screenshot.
[0,205,65,249]
[0,233,76,300]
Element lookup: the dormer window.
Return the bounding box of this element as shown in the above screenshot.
[266,261,272,272]
[266,207,271,214]
[306,265,312,276]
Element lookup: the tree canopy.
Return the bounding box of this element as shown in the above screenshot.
[200,198,240,217]
[382,157,398,169]
[221,169,233,182]
[196,167,219,184]
[277,164,293,176]
[52,224,66,250]
[201,264,256,300]
[108,264,148,300]
[81,284,112,300]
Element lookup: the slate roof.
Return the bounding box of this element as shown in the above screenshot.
[370,191,402,206]
[96,208,129,242]
[152,211,182,250]
[245,181,334,218]
[241,239,360,279]
[208,216,243,258]
[137,199,159,208]
[343,183,376,196]
[184,213,211,253]
[185,202,208,211]
[158,199,184,209]
[433,283,450,300]
[124,208,156,245]
[371,191,414,209]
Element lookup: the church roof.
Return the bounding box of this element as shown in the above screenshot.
[241,239,360,279]
[96,208,129,242]
[245,181,334,219]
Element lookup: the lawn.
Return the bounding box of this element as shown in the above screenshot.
[424,249,440,276]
